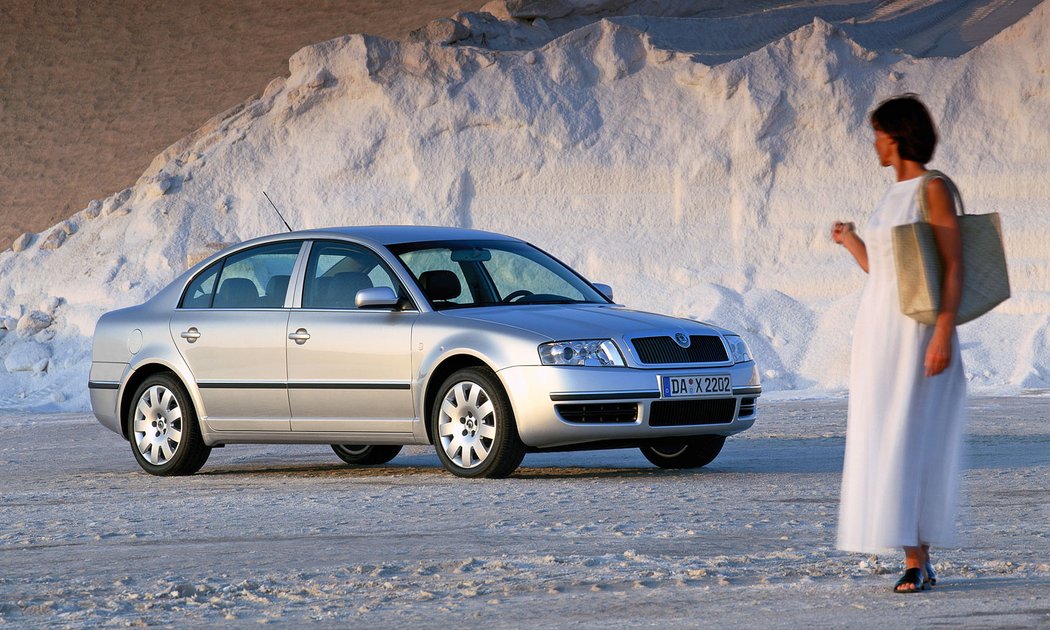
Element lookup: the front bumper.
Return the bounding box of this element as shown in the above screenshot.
[498,362,761,448]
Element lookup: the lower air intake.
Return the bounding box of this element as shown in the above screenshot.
[648,398,737,427]
[556,403,639,424]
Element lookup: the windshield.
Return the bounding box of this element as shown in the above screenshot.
[390,240,610,310]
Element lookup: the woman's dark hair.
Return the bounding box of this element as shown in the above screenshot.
[870,94,937,164]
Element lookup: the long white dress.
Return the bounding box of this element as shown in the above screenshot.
[837,175,968,554]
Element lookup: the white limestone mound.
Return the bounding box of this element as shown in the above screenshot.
[84,199,103,219]
[10,233,33,252]
[4,341,51,374]
[0,0,1047,411]
[16,311,52,337]
[39,229,66,251]
[146,172,177,198]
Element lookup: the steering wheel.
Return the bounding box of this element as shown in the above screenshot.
[502,289,534,303]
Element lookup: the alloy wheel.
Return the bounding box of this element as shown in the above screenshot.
[437,381,497,469]
[133,384,183,466]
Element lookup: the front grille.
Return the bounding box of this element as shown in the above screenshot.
[632,335,728,365]
[648,398,737,427]
[739,397,757,417]
[556,403,639,424]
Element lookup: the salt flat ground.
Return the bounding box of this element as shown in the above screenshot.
[1,398,1048,628]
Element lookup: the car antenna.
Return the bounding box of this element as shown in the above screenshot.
[262,191,294,232]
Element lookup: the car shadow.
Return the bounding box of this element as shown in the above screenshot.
[199,462,443,478]
[510,467,709,480]
[196,462,705,480]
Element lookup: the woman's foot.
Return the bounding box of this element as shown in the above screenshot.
[893,567,926,593]
[923,559,937,589]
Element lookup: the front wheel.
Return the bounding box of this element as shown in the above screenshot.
[330,444,403,466]
[431,367,525,478]
[640,436,726,469]
[128,374,211,476]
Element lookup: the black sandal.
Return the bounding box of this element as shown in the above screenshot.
[893,568,925,593]
[923,560,937,589]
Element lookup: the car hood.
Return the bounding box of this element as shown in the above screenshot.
[445,305,728,341]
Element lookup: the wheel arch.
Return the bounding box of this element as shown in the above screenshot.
[422,354,503,445]
[118,361,196,440]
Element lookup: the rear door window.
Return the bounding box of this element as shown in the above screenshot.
[184,241,302,309]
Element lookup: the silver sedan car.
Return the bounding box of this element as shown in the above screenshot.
[90,226,761,478]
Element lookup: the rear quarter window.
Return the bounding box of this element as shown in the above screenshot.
[180,262,221,308]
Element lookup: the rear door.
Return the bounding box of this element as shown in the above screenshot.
[286,240,418,434]
[169,241,304,431]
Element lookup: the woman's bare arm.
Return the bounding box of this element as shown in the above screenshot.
[924,177,963,376]
[832,221,869,273]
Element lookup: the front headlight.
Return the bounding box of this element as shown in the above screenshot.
[725,335,752,364]
[538,339,625,367]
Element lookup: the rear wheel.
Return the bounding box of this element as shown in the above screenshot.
[431,367,525,478]
[330,444,403,466]
[640,436,726,469]
[127,374,211,476]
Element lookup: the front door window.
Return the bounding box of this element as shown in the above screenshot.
[302,242,403,309]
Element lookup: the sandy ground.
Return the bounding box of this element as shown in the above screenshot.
[1,397,1047,627]
[0,0,480,249]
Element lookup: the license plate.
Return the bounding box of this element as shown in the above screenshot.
[661,375,732,398]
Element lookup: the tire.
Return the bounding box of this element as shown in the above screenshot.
[430,367,525,478]
[330,444,403,466]
[640,436,726,469]
[127,373,211,476]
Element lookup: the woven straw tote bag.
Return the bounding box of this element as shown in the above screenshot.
[891,170,1010,325]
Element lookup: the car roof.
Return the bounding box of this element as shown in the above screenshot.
[284,225,521,247]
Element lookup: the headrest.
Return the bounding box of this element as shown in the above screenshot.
[419,270,461,301]
[260,274,290,307]
[325,272,374,308]
[214,277,259,308]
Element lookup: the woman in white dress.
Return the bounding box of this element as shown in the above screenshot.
[831,94,968,594]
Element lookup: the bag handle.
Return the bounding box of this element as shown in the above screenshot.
[917,169,966,222]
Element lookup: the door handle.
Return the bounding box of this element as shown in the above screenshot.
[180,327,201,343]
[288,328,311,344]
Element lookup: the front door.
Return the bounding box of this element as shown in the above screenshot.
[286,241,417,434]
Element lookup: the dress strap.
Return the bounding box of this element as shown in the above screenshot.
[917,170,966,222]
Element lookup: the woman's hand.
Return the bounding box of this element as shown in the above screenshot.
[832,221,856,245]
[832,221,869,272]
[925,327,953,377]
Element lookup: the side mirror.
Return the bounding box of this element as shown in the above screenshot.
[593,283,614,301]
[355,286,400,309]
